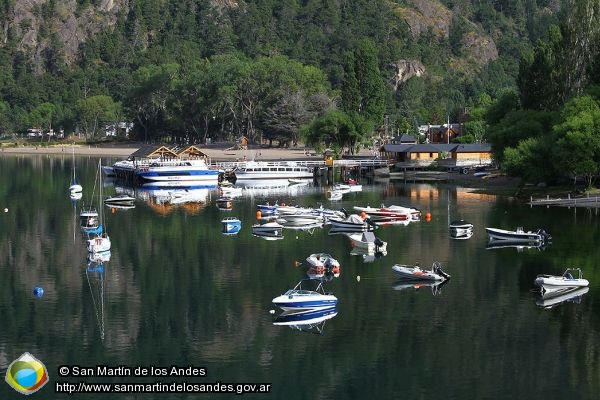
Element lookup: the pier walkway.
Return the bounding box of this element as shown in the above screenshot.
[529,193,600,208]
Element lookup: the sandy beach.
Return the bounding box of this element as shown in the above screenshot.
[0,142,322,162]
[0,141,520,190]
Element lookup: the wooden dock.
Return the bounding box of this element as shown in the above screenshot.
[529,194,600,208]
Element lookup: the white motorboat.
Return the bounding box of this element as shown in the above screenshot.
[391,261,450,281]
[272,279,338,311]
[347,231,387,253]
[486,227,551,243]
[332,183,362,193]
[252,221,284,237]
[353,204,420,222]
[328,213,373,231]
[327,190,344,201]
[449,220,473,237]
[305,253,341,274]
[104,194,135,207]
[534,268,589,291]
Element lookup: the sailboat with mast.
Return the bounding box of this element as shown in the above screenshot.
[69,145,83,197]
[87,159,111,253]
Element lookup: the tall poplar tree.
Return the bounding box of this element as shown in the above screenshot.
[340,39,385,141]
[560,0,600,101]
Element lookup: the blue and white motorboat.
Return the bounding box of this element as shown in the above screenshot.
[272,279,338,311]
[256,202,278,216]
[136,159,220,183]
[221,217,241,235]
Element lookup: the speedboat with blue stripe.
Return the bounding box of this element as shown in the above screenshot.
[272,279,337,311]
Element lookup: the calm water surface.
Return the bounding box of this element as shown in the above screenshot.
[0,155,599,399]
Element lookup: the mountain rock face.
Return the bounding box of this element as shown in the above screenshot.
[6,0,125,72]
[391,60,426,90]
[394,0,498,68]
[3,0,498,75]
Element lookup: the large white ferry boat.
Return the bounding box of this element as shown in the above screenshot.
[233,161,314,180]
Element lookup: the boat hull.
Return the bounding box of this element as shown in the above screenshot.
[486,227,548,242]
[272,295,338,311]
[87,236,111,253]
[534,275,589,289]
[392,264,449,281]
[234,162,314,180]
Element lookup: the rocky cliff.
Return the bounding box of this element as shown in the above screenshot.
[2,0,498,78]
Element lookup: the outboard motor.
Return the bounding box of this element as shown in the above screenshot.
[374,237,384,250]
[537,229,552,243]
[341,208,349,218]
[433,262,451,280]
[365,218,378,230]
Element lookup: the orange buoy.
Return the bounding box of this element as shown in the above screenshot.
[360,211,367,219]
[256,210,262,219]
[425,212,432,221]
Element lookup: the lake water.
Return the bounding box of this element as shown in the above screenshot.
[0,154,599,399]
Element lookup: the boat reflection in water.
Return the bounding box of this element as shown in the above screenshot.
[273,307,338,334]
[234,179,313,197]
[86,252,110,340]
[536,286,589,309]
[136,182,217,215]
[349,246,388,263]
[486,240,549,252]
[392,279,449,296]
[252,221,284,240]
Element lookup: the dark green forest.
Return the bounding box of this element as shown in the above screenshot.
[2,0,600,183]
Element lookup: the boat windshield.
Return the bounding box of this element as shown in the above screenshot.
[563,268,582,279]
